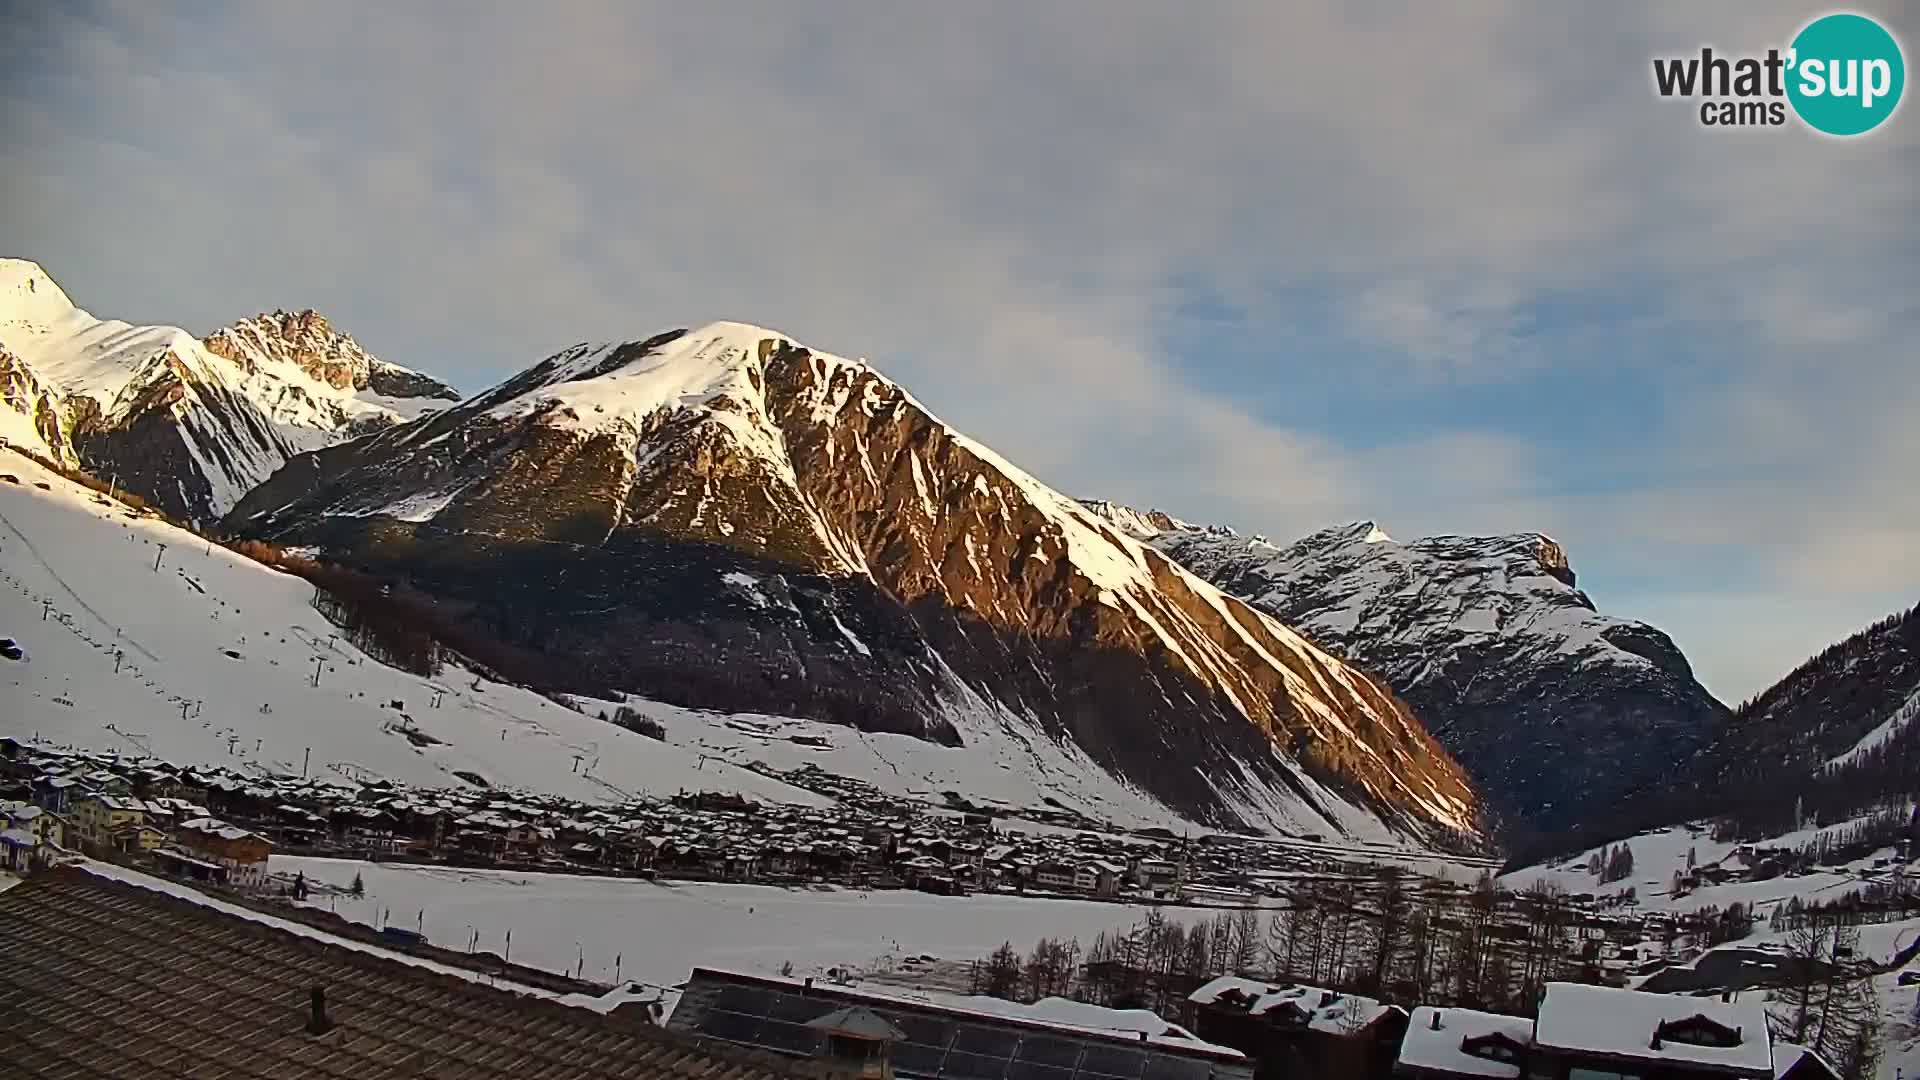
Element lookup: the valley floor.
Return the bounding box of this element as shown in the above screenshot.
[276,854,1143,998]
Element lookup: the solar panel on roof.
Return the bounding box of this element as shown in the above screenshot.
[894,1043,949,1077]
[952,1025,1021,1057]
[715,985,776,1013]
[891,1013,957,1048]
[767,992,838,1023]
[944,1049,1014,1080]
[1006,1060,1076,1080]
[1076,1044,1147,1079]
[699,1008,765,1043]
[757,1019,824,1055]
[1014,1035,1082,1068]
[1140,1054,1212,1080]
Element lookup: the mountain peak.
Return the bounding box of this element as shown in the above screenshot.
[205,309,457,403]
[0,258,80,330]
[1148,517,1724,833]
[231,319,1483,844]
[1077,499,1198,539]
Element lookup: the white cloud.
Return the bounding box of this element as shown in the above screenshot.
[0,1,1914,698]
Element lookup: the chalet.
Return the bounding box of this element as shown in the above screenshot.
[1530,983,1772,1080]
[1187,976,1404,1080]
[1396,1007,1533,1080]
[175,817,273,890]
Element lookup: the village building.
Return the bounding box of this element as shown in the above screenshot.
[1529,983,1772,1080]
[70,794,157,850]
[174,817,273,890]
[1396,1007,1534,1080]
[1,799,66,848]
[1186,976,1405,1080]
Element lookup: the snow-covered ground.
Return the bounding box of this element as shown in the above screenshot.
[0,448,1300,833]
[1501,819,1907,917]
[0,449,818,806]
[279,855,1142,994]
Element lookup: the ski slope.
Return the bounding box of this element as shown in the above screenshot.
[0,448,819,805]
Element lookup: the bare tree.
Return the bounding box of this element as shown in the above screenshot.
[1232,907,1263,976]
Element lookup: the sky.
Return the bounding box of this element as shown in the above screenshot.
[0,2,1915,703]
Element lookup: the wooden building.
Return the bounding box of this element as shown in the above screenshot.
[1186,976,1405,1080]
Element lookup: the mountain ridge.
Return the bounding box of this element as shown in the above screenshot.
[228,320,1482,846]
[0,257,458,524]
[1080,498,1729,837]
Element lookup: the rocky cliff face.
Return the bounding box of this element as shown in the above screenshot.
[229,322,1483,845]
[204,309,459,409]
[1094,511,1727,837]
[0,258,460,524]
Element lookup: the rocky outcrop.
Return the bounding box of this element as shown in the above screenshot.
[229,323,1483,845]
[0,343,76,465]
[1109,514,1727,837]
[204,309,459,404]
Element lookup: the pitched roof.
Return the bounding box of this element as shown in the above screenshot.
[0,867,812,1080]
[1533,983,1771,1076]
[1398,1007,1535,1079]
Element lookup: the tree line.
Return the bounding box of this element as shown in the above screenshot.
[970,870,1606,1019]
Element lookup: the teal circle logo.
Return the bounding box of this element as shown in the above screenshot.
[1787,13,1905,136]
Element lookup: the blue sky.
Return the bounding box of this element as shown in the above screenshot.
[1,2,1915,702]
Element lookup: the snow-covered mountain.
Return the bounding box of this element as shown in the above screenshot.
[227,322,1482,845]
[1088,506,1726,837]
[0,259,459,524]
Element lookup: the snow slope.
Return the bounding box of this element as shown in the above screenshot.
[0,448,817,805]
[0,445,1385,835]
[1500,815,1911,917]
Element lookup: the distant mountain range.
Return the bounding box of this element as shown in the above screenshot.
[8,254,1906,856]
[0,258,457,525]
[1078,504,1730,837]
[221,321,1479,844]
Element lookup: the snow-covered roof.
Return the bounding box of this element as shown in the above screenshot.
[74,861,577,1001]
[694,968,1243,1057]
[1772,1043,1837,1080]
[1399,1007,1534,1078]
[1532,984,1770,1075]
[1188,976,1390,1034]
[179,817,265,843]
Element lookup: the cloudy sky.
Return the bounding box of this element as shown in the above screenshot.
[2,2,1915,702]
